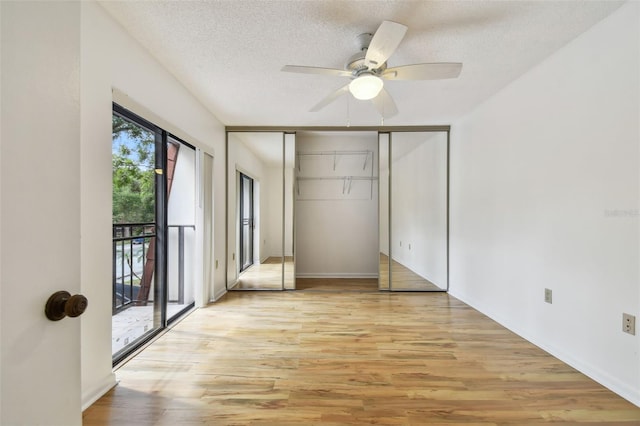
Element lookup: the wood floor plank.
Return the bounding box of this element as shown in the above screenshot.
[84,289,640,425]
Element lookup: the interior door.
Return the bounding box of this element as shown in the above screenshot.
[239,172,254,272]
[1,1,83,424]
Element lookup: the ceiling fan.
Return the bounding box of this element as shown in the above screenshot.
[282,21,462,118]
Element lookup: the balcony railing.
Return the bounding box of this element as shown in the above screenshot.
[112,222,155,315]
[112,222,195,315]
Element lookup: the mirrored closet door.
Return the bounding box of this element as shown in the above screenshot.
[226,132,295,290]
[379,131,448,291]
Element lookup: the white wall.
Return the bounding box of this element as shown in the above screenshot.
[1,2,83,424]
[80,1,226,410]
[450,1,639,406]
[391,132,448,288]
[296,133,379,277]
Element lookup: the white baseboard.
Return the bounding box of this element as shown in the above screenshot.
[82,373,117,411]
[296,273,379,279]
[212,287,227,302]
[448,288,640,408]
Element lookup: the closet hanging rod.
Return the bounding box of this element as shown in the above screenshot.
[296,150,371,156]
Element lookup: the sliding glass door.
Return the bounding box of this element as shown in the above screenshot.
[112,104,196,364]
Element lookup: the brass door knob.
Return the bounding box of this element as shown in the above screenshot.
[45,291,88,321]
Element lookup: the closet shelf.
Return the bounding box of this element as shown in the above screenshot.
[297,150,372,171]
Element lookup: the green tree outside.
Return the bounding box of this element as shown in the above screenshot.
[112,114,155,224]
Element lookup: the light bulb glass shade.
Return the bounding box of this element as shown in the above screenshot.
[349,75,384,100]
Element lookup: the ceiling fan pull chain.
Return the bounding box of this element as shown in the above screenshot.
[346,95,351,127]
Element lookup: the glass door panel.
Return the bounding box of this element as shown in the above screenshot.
[111,109,160,358]
[389,131,448,291]
[227,132,285,290]
[284,133,296,290]
[378,133,390,290]
[166,137,196,323]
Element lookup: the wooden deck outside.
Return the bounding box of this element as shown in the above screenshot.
[86,287,640,425]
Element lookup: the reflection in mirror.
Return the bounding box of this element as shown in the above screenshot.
[378,133,390,290]
[390,131,448,291]
[284,134,296,289]
[227,132,284,290]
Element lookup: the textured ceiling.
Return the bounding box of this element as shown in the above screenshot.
[100,1,623,127]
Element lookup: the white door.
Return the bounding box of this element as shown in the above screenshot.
[1,2,82,425]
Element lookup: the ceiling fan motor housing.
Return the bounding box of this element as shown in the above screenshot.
[345,33,386,76]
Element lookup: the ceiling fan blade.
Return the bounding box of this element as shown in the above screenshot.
[382,63,463,80]
[365,21,408,69]
[310,84,350,112]
[282,65,352,78]
[371,87,398,119]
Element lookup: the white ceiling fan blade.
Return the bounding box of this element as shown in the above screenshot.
[310,84,350,112]
[364,21,408,69]
[382,63,463,80]
[371,87,398,119]
[282,65,353,78]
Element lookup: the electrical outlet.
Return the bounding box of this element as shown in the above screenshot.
[544,288,552,304]
[399,241,402,247]
[408,243,411,250]
[215,259,219,269]
[623,313,636,335]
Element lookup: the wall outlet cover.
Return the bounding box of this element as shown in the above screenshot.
[544,288,552,304]
[623,313,636,335]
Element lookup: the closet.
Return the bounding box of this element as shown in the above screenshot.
[226,127,449,292]
[295,132,379,280]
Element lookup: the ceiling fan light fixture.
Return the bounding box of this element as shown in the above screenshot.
[349,74,383,100]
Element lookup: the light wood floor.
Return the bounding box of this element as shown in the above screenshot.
[230,257,294,290]
[380,253,443,291]
[84,290,640,425]
[296,277,379,292]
